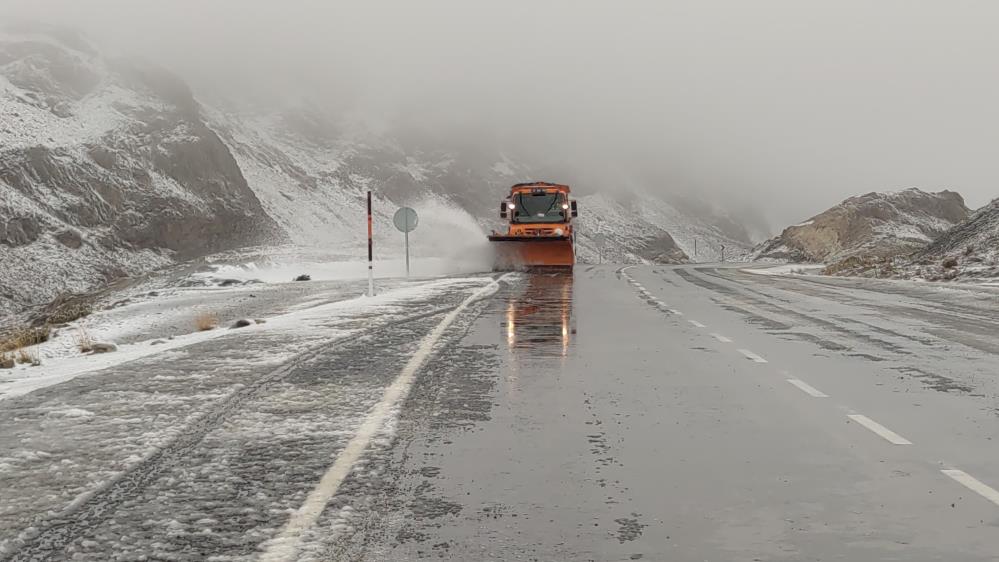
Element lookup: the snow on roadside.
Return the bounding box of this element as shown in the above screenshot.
[0,276,491,401]
[741,264,826,276]
[205,257,487,284]
[740,263,999,293]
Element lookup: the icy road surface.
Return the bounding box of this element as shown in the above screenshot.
[3,265,999,560]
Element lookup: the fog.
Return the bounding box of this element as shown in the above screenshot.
[5,0,999,230]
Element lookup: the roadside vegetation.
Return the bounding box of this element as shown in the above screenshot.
[74,328,96,354]
[0,325,51,368]
[195,312,219,331]
[46,301,93,325]
[822,244,999,282]
[823,255,897,278]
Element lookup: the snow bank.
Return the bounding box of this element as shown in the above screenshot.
[207,256,490,285]
[741,264,826,276]
[0,276,490,401]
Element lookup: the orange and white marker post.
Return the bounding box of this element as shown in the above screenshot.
[367,191,374,297]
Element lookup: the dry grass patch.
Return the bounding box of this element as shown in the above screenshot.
[0,326,48,366]
[38,292,96,326]
[47,301,93,325]
[0,325,52,353]
[823,255,897,278]
[822,256,869,276]
[74,328,95,353]
[16,347,41,366]
[195,312,219,331]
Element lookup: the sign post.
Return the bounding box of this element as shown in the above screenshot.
[393,207,419,277]
[367,191,374,296]
[594,233,607,265]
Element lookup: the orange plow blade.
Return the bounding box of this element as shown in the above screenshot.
[488,235,575,271]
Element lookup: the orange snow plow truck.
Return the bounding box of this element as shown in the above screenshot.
[488,182,578,270]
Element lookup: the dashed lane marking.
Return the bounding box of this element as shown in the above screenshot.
[737,349,768,363]
[942,470,999,508]
[847,414,912,445]
[689,320,706,328]
[710,333,732,343]
[786,378,829,398]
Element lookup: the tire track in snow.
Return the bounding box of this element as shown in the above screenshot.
[675,268,907,356]
[257,275,506,562]
[2,281,498,562]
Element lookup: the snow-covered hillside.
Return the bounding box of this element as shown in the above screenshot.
[206,106,519,254]
[0,26,281,315]
[574,192,751,264]
[1,26,757,316]
[834,198,999,282]
[207,105,755,266]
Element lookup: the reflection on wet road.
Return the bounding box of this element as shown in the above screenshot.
[503,272,574,358]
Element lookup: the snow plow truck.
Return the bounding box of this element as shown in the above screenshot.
[488,182,578,270]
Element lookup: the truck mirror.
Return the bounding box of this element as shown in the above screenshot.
[570,200,578,217]
[500,202,508,219]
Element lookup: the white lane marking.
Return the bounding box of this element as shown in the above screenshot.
[710,333,732,343]
[737,349,768,363]
[689,320,706,328]
[670,309,684,315]
[847,414,912,445]
[258,277,504,561]
[786,378,828,398]
[942,469,999,507]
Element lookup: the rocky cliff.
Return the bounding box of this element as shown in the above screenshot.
[753,188,969,263]
[878,198,999,281]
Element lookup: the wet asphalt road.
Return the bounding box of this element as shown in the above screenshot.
[325,265,999,561]
[4,265,999,561]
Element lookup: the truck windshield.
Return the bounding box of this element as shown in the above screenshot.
[512,192,566,223]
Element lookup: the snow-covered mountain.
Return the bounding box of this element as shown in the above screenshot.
[915,198,999,262]
[207,105,755,263]
[1,26,754,315]
[753,188,970,263]
[0,25,283,315]
[205,105,526,251]
[573,192,751,264]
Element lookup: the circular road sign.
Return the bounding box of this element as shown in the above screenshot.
[393,207,419,233]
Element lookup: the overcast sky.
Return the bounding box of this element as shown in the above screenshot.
[4,0,999,228]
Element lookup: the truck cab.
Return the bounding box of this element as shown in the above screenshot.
[488,182,579,270]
